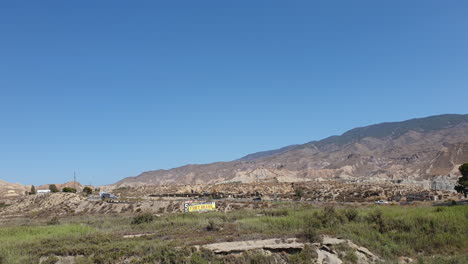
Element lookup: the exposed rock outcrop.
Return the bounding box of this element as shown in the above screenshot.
[199,236,380,264]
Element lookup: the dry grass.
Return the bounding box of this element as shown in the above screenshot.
[0,203,467,263]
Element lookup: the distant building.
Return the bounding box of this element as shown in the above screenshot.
[37,190,51,194]
[100,192,118,200]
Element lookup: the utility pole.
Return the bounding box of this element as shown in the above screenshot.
[74,171,76,191]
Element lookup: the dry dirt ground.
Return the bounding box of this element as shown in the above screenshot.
[0,181,458,220]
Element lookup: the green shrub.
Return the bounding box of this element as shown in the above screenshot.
[289,244,318,264]
[239,250,276,264]
[343,249,358,263]
[49,184,59,193]
[82,187,93,195]
[47,217,60,226]
[132,246,190,264]
[366,209,387,233]
[131,213,154,225]
[206,220,220,232]
[344,208,359,222]
[62,187,76,193]
[294,188,305,199]
[334,243,358,264]
[29,185,37,195]
[190,252,209,264]
[75,256,94,264]
[303,226,320,243]
[190,248,214,264]
[302,214,321,243]
[313,205,347,228]
[262,208,289,217]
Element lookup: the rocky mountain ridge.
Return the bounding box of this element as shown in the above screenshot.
[96,114,468,189]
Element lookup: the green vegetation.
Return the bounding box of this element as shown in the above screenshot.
[455,163,468,198]
[0,204,467,263]
[83,186,93,195]
[49,184,59,193]
[0,224,94,263]
[62,187,77,193]
[294,188,304,199]
[131,213,154,225]
[29,185,36,195]
[46,216,60,226]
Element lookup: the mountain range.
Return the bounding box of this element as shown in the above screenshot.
[111,114,468,190]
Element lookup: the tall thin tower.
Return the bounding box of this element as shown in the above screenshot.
[74,171,76,191]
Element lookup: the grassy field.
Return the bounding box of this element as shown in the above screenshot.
[0,203,467,263]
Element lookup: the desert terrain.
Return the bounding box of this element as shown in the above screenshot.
[1,178,467,263]
[1,114,468,263]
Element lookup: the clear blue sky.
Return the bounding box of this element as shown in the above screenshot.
[1,1,467,186]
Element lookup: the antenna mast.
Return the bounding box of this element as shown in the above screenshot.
[74,171,76,191]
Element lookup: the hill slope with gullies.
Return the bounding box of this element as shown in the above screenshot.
[0,180,29,198]
[0,180,92,198]
[112,114,468,190]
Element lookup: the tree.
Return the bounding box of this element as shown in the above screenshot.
[62,187,77,193]
[83,186,93,195]
[294,188,304,199]
[49,184,59,193]
[455,163,468,198]
[29,185,36,195]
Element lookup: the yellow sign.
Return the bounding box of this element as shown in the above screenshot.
[187,202,216,212]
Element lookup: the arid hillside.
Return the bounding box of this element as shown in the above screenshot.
[0,180,93,199]
[0,180,29,198]
[111,114,468,189]
[37,181,91,192]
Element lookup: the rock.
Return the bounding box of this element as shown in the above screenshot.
[398,256,414,263]
[319,235,380,264]
[347,240,379,262]
[198,236,380,264]
[316,247,343,264]
[322,236,347,245]
[200,238,304,254]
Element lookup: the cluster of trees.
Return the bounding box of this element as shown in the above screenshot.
[49,184,59,193]
[28,185,95,195]
[28,185,36,195]
[62,187,77,193]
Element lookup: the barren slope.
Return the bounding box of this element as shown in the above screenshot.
[0,180,29,198]
[111,114,468,189]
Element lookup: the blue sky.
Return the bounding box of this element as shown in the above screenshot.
[1,1,467,186]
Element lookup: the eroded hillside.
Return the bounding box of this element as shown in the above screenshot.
[111,114,468,189]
